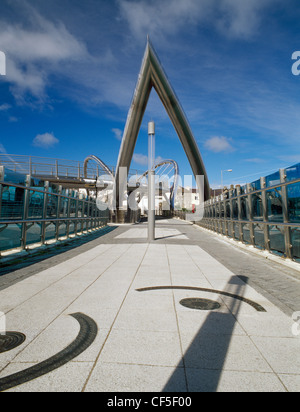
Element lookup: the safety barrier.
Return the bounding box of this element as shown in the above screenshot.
[196,165,300,261]
[0,175,109,254]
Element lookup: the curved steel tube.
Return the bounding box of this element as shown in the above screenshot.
[137,159,179,209]
[83,155,114,180]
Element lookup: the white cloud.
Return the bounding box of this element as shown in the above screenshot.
[277,155,300,164]
[133,153,148,166]
[205,136,234,153]
[216,0,276,39]
[0,143,7,153]
[133,153,165,167]
[0,5,89,102]
[118,0,279,41]
[112,128,123,141]
[118,0,207,41]
[33,133,59,149]
[244,158,265,164]
[0,103,11,111]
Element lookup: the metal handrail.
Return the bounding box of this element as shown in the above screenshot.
[0,179,110,254]
[207,177,300,204]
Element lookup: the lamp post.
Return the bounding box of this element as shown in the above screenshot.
[221,169,233,191]
[148,121,156,241]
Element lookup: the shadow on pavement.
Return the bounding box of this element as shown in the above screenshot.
[163,276,248,392]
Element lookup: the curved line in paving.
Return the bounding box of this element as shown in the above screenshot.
[0,313,98,392]
[136,286,267,312]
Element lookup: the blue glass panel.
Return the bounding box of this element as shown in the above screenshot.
[286,163,300,183]
[1,186,24,220]
[46,195,58,218]
[266,188,283,222]
[287,182,300,223]
[252,193,263,221]
[26,223,42,245]
[254,224,264,249]
[266,171,280,187]
[242,223,251,244]
[45,223,56,241]
[0,224,22,251]
[3,169,26,185]
[28,190,44,219]
[292,228,300,259]
[232,199,238,219]
[269,225,285,255]
[240,196,248,219]
[251,179,261,191]
[58,223,67,238]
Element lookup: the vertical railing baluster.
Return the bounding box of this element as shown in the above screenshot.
[261,176,270,252]
[247,183,255,247]
[280,168,292,259]
[41,181,49,245]
[21,175,31,250]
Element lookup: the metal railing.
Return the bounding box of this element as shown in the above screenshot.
[0,173,110,254]
[0,154,144,182]
[196,167,300,262]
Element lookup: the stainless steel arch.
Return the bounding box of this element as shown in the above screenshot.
[115,38,210,210]
[137,159,179,209]
[83,155,114,180]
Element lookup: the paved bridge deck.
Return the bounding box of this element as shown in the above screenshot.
[0,219,299,392]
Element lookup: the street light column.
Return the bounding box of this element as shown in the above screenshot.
[221,169,233,192]
[148,121,156,241]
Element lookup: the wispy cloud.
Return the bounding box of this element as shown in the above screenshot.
[112,128,123,141]
[244,158,265,164]
[0,3,89,103]
[32,133,59,149]
[0,103,11,111]
[0,143,7,153]
[132,153,165,167]
[118,0,280,42]
[277,154,300,164]
[204,136,235,153]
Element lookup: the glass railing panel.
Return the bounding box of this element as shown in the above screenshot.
[291,228,300,260]
[26,223,42,246]
[242,223,251,244]
[252,193,263,221]
[28,190,44,219]
[234,223,240,240]
[254,223,264,249]
[1,186,24,220]
[269,225,285,256]
[285,163,300,183]
[0,224,21,251]
[45,223,56,241]
[58,222,67,238]
[287,182,300,223]
[266,188,283,223]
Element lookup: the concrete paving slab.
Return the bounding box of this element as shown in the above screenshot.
[85,362,187,393]
[0,218,299,392]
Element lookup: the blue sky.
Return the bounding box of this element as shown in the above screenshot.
[0,0,300,189]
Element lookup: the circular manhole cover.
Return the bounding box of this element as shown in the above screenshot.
[0,332,26,353]
[180,298,221,311]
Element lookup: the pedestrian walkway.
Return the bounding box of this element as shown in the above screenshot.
[0,219,299,392]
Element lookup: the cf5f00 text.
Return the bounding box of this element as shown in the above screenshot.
[151,397,192,407]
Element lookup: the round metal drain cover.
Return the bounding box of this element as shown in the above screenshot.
[180,298,221,311]
[0,332,26,353]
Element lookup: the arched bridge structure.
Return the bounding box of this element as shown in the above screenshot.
[114,38,210,220]
[136,159,180,210]
[83,155,114,181]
